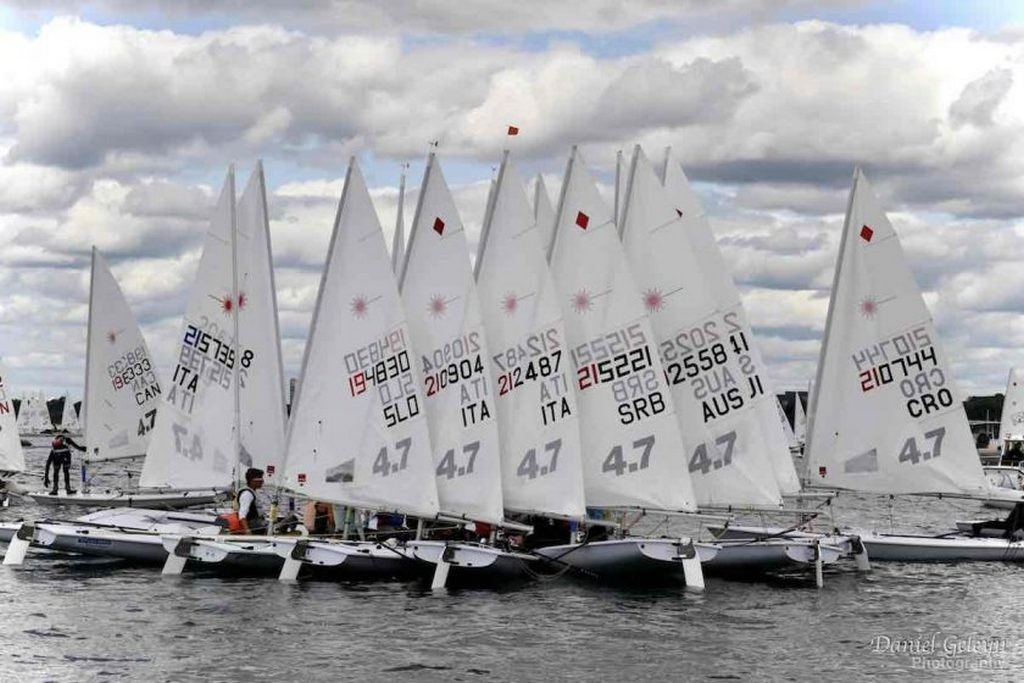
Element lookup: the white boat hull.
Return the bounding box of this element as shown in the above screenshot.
[715,523,1024,563]
[703,538,843,572]
[26,489,221,508]
[404,540,537,584]
[859,532,1024,562]
[270,537,414,580]
[160,536,284,574]
[534,537,716,584]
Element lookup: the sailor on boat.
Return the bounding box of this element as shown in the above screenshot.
[235,467,267,534]
[43,434,85,495]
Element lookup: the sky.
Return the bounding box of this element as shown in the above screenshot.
[1,0,1024,401]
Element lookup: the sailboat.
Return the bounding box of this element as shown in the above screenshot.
[527,147,710,586]
[395,152,537,587]
[733,168,1023,562]
[24,248,214,508]
[6,166,289,570]
[777,397,800,454]
[618,145,843,578]
[59,395,81,434]
[793,391,807,452]
[0,362,25,509]
[475,152,588,527]
[979,369,1024,509]
[262,157,443,580]
[17,392,51,435]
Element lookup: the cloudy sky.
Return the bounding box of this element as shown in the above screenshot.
[2,0,1024,403]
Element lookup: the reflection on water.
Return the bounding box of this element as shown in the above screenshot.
[3,443,1024,681]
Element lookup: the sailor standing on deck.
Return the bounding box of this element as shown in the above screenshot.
[43,434,85,495]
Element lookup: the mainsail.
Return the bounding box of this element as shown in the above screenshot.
[235,162,288,479]
[476,152,587,520]
[777,397,799,451]
[805,169,989,495]
[793,392,807,447]
[661,148,801,496]
[998,368,1024,445]
[60,395,80,432]
[141,170,241,489]
[82,248,162,461]
[0,361,25,475]
[533,175,556,256]
[283,159,440,518]
[18,393,51,434]
[621,146,782,507]
[547,147,696,511]
[399,154,504,524]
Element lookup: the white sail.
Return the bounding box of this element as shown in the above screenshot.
[392,169,407,274]
[0,361,25,474]
[235,162,288,480]
[777,397,799,450]
[475,152,587,520]
[547,147,696,511]
[793,391,807,446]
[661,148,801,496]
[621,146,782,508]
[283,159,440,518]
[141,170,240,490]
[805,169,988,495]
[999,369,1024,444]
[533,175,556,257]
[18,393,51,434]
[399,154,504,524]
[83,248,163,461]
[60,395,80,432]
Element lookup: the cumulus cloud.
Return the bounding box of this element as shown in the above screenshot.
[1,13,1023,396]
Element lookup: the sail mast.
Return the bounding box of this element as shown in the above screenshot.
[82,248,96,451]
[228,166,241,489]
[803,167,858,478]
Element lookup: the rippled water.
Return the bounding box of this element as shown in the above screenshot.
[3,443,1024,681]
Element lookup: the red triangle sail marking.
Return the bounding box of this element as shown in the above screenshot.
[860,225,873,242]
[575,211,589,230]
[433,217,445,235]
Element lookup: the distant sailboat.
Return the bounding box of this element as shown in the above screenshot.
[777,396,800,453]
[60,395,81,434]
[0,361,25,507]
[82,248,162,462]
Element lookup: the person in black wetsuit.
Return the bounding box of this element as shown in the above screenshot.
[43,434,85,495]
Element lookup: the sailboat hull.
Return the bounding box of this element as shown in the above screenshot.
[703,538,843,573]
[403,540,537,585]
[534,538,717,584]
[269,538,417,580]
[26,489,221,508]
[859,532,1024,562]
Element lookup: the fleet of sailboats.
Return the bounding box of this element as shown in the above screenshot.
[2,145,1021,587]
